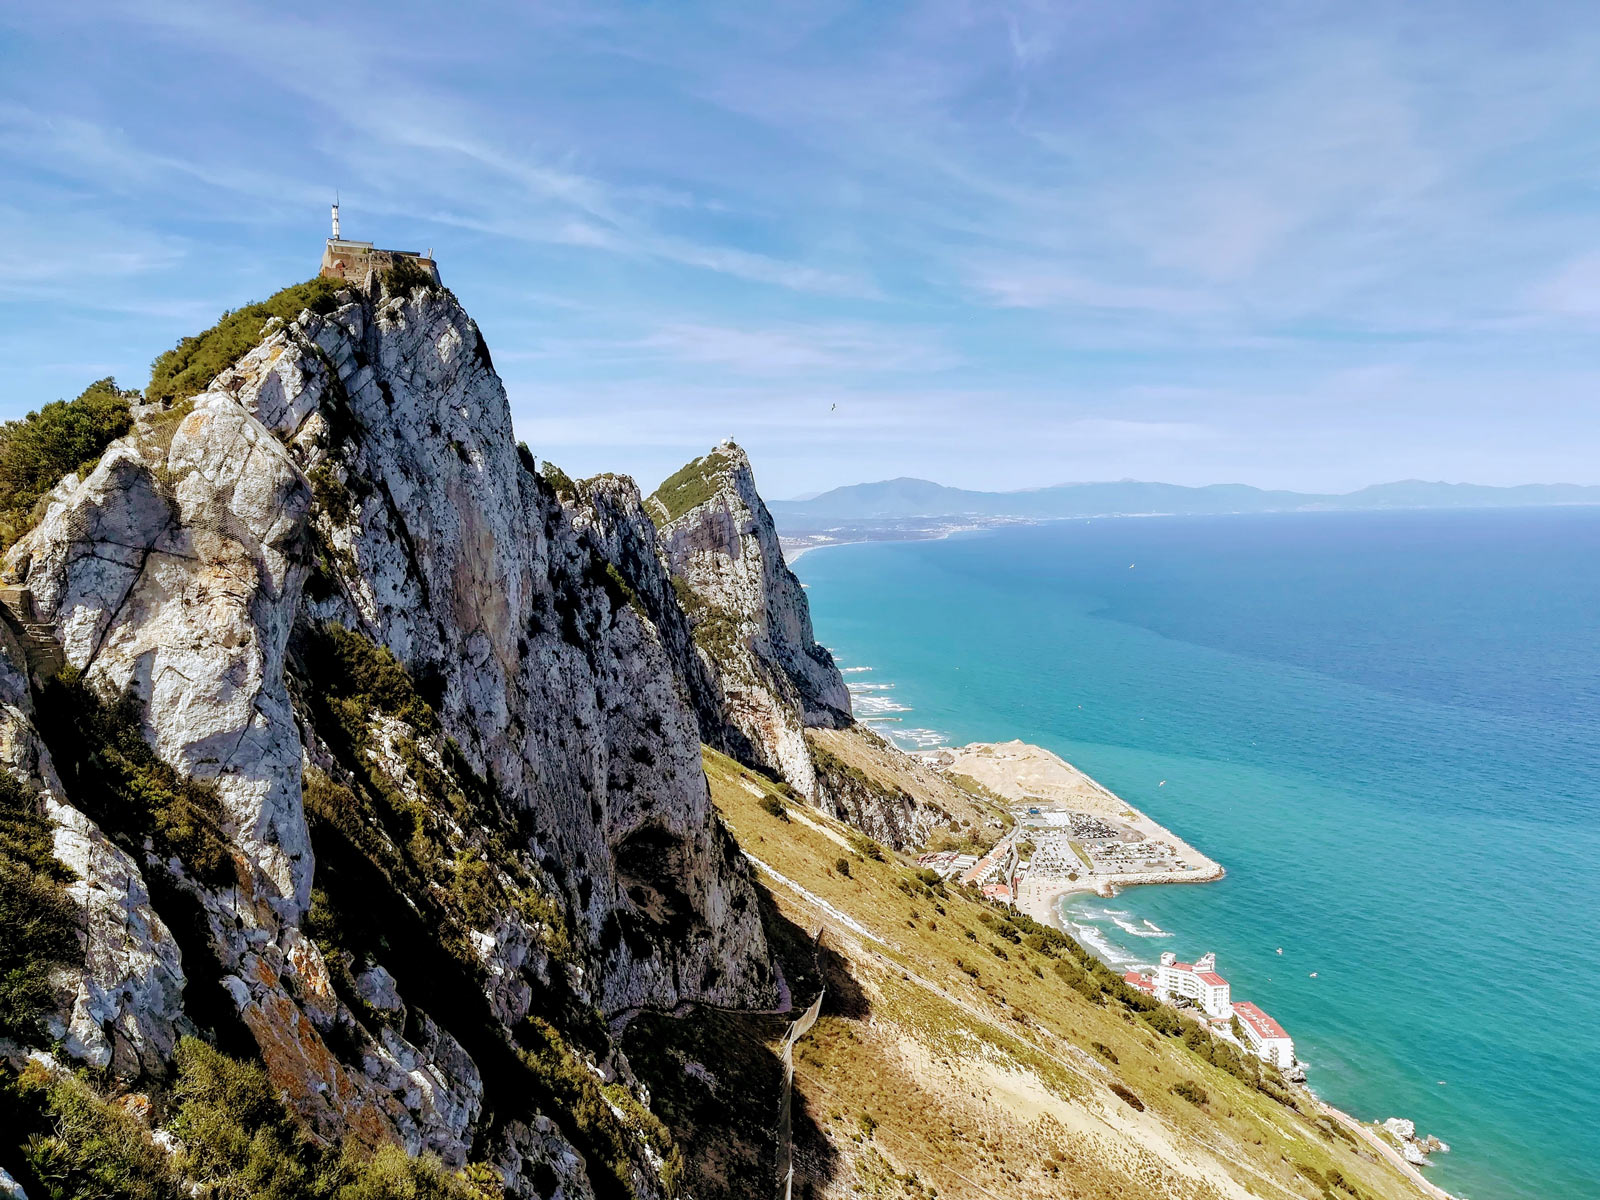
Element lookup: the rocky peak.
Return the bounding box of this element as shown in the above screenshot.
[648,441,851,797]
[0,272,774,1195]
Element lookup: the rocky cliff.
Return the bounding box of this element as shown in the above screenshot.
[647,443,851,798]
[0,273,774,1198]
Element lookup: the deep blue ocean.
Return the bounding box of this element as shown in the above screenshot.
[792,509,1600,1200]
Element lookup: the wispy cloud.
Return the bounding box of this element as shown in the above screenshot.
[635,321,956,372]
[3,1,1600,493]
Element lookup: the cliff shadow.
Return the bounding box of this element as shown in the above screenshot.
[622,883,850,1200]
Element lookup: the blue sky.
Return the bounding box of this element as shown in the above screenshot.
[5,1,1600,498]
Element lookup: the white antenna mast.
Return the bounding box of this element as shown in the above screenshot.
[331,191,341,240]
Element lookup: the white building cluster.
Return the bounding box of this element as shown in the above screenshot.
[1124,951,1296,1071]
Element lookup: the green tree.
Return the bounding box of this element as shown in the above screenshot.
[0,377,136,549]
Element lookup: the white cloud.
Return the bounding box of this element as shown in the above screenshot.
[635,321,957,372]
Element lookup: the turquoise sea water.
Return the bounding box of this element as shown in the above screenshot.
[792,509,1600,1200]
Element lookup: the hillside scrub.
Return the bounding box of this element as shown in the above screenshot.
[0,1042,492,1200]
[0,773,80,1041]
[146,276,344,408]
[0,377,136,550]
[647,448,735,523]
[34,668,236,889]
[701,745,1424,1200]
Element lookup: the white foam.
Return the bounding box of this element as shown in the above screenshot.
[1068,922,1144,967]
[842,666,873,674]
[853,695,911,715]
[890,727,949,750]
[1112,917,1173,939]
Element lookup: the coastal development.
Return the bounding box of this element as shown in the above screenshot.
[915,743,1301,1075]
[904,736,1465,1186]
[914,739,1223,911]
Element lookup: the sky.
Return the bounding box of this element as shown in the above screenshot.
[5,1,1600,499]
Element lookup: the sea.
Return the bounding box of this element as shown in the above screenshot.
[790,508,1600,1200]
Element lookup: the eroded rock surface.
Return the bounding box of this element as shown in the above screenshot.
[649,442,851,796]
[0,275,777,1197]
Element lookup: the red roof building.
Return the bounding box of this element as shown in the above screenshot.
[1232,1001,1295,1070]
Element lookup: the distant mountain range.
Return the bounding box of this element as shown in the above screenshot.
[770,478,1600,523]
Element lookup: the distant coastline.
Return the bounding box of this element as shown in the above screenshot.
[781,516,1026,562]
[778,498,1600,563]
[913,739,1460,1199]
[773,475,1600,526]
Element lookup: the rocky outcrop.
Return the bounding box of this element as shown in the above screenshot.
[0,626,193,1081]
[568,473,759,769]
[0,273,777,1196]
[805,726,952,851]
[1383,1117,1451,1166]
[649,442,850,796]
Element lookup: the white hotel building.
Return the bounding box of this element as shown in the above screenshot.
[1156,951,1233,1018]
[1233,1001,1296,1070]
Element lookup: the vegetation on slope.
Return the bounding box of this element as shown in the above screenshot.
[0,1040,491,1200]
[146,276,344,408]
[0,773,80,1042]
[36,668,236,888]
[692,746,1431,1200]
[0,377,137,550]
[647,447,736,524]
[806,727,1012,849]
[290,620,674,1200]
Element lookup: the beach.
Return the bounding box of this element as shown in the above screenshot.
[919,739,1223,927]
[792,512,1600,1198]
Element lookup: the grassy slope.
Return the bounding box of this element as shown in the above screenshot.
[645,447,737,524]
[807,725,1012,836]
[145,276,344,407]
[697,747,1434,1200]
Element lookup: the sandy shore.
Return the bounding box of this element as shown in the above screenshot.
[927,740,1224,929]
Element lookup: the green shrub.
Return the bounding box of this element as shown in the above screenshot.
[35,670,235,887]
[1109,1082,1144,1111]
[646,448,736,523]
[168,1037,321,1198]
[0,377,136,549]
[1171,1080,1208,1106]
[0,773,80,1041]
[147,276,344,408]
[848,832,885,863]
[1091,1041,1118,1065]
[759,794,789,821]
[4,1062,180,1200]
[336,1145,491,1200]
[834,857,851,877]
[541,461,576,499]
[380,257,437,299]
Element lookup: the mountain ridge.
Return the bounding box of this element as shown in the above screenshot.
[773,475,1600,522]
[0,268,1456,1200]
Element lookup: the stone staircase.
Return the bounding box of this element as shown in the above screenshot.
[0,584,65,681]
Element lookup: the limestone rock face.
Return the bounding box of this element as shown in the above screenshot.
[0,277,775,1196]
[569,473,760,768]
[0,629,192,1079]
[806,727,950,852]
[649,442,851,796]
[9,399,314,921]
